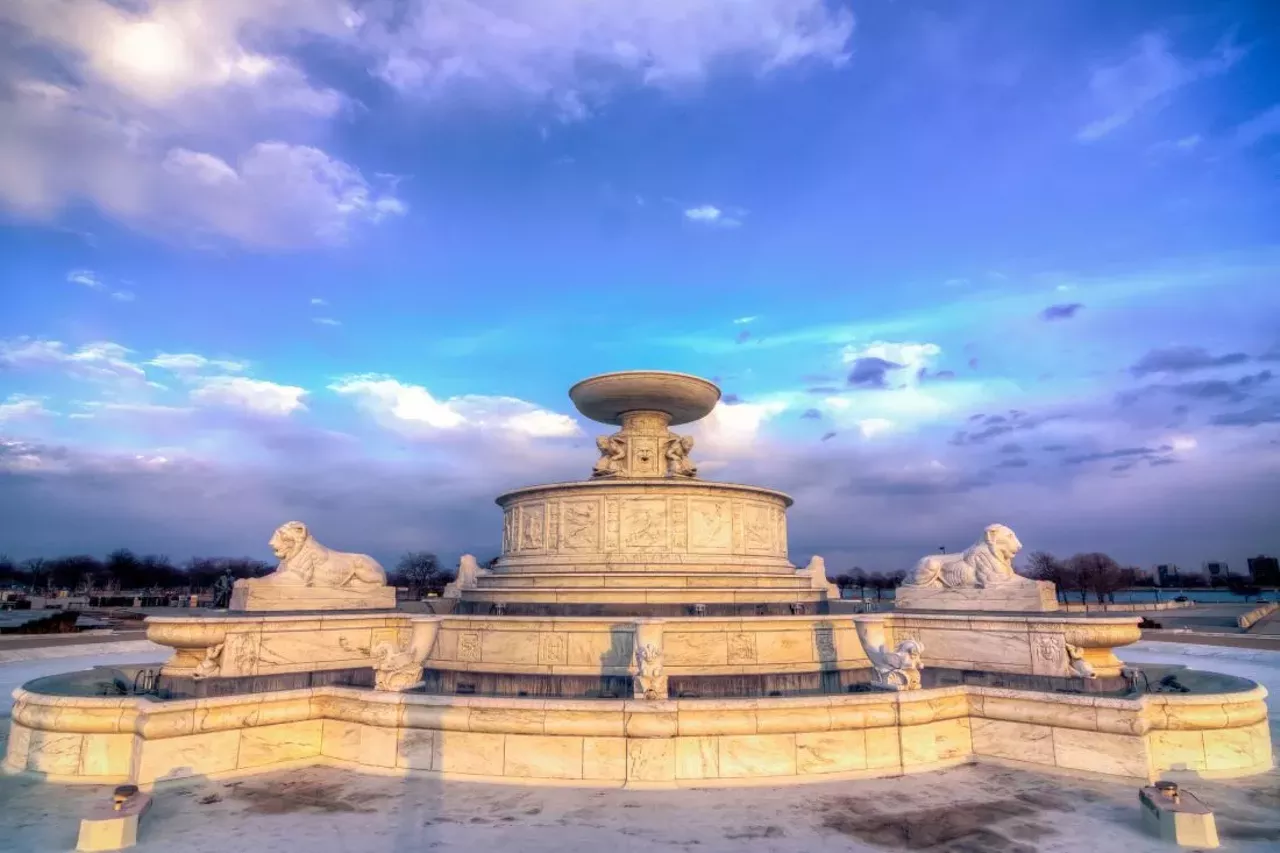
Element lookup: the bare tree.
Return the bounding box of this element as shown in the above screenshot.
[394,551,442,598]
[1026,551,1069,603]
[1066,552,1127,604]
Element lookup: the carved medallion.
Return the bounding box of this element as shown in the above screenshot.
[727,633,757,664]
[458,632,482,662]
[1034,634,1064,666]
[538,633,567,666]
[629,436,661,476]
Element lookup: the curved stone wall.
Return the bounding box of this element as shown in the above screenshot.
[6,680,1271,786]
[493,480,794,573]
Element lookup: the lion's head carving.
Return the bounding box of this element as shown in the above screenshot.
[269,521,310,561]
[982,523,1022,571]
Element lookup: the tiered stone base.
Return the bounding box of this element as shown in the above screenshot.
[229,583,396,612]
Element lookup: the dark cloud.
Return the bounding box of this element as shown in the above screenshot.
[998,443,1024,454]
[1130,345,1249,377]
[847,357,905,388]
[1118,370,1273,406]
[1257,344,1280,363]
[916,367,955,382]
[1149,457,1179,467]
[1062,446,1172,466]
[800,408,822,420]
[1041,303,1084,321]
[722,393,741,404]
[820,431,837,441]
[734,330,751,344]
[996,458,1029,468]
[968,358,979,369]
[1211,398,1280,427]
[840,469,992,497]
[968,413,985,421]
[806,386,841,395]
[1041,444,1068,452]
[950,410,1061,446]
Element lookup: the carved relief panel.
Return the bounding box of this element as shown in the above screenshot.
[620,499,668,550]
[502,509,516,554]
[518,503,546,552]
[560,500,601,551]
[742,504,774,553]
[669,498,688,551]
[689,499,732,552]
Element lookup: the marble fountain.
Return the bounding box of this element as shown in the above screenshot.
[4,372,1272,788]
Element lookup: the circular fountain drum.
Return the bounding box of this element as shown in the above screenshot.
[460,372,825,616]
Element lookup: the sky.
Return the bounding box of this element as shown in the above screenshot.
[1,0,1279,576]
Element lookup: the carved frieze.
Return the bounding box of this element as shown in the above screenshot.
[457,632,482,662]
[727,633,757,664]
[519,503,546,551]
[669,499,688,551]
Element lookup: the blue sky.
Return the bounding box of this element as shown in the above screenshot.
[1,0,1278,574]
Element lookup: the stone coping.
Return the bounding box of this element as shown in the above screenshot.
[494,478,794,507]
[144,611,1141,627]
[11,678,1269,735]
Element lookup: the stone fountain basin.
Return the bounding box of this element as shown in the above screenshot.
[569,371,721,426]
[6,667,1270,787]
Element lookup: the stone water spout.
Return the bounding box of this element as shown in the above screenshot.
[372,616,442,691]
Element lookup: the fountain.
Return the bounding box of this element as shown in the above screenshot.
[4,372,1273,787]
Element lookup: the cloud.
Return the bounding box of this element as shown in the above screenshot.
[0,337,149,384]
[856,418,894,439]
[331,374,580,438]
[148,352,247,374]
[1040,303,1084,321]
[800,408,822,420]
[0,394,55,422]
[846,357,903,388]
[310,297,329,306]
[1077,31,1246,142]
[1211,399,1280,427]
[735,330,752,344]
[1062,445,1174,466]
[1130,345,1249,376]
[1121,370,1274,406]
[66,268,135,301]
[733,316,758,325]
[842,341,942,377]
[1234,103,1280,148]
[313,317,342,327]
[190,376,308,417]
[683,204,742,228]
[369,0,854,106]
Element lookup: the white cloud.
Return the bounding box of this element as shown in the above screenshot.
[313,317,342,327]
[311,297,329,306]
[0,394,55,422]
[684,204,743,228]
[732,316,758,325]
[66,268,136,301]
[1170,435,1198,452]
[369,0,853,106]
[1235,103,1280,148]
[0,337,148,383]
[1077,31,1246,143]
[0,3,399,248]
[841,341,943,377]
[190,376,307,417]
[690,399,789,456]
[331,374,580,438]
[857,418,895,439]
[68,269,103,289]
[148,352,247,373]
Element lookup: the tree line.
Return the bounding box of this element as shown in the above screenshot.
[830,568,908,601]
[0,549,467,598]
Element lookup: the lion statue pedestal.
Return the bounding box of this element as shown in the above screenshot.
[229,521,397,612]
[894,523,1059,613]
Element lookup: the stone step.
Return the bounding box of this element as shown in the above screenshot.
[475,572,815,590]
[460,587,827,605]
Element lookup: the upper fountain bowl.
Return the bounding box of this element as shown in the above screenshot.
[569,371,721,426]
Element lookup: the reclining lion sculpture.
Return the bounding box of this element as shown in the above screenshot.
[903,523,1026,589]
[242,521,388,589]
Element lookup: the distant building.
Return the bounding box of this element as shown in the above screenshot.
[1155,564,1180,586]
[1202,561,1229,582]
[1248,555,1280,586]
